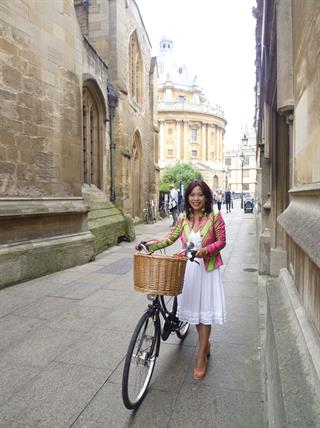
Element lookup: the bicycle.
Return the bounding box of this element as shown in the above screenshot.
[159,200,170,218]
[122,242,197,410]
[143,200,157,224]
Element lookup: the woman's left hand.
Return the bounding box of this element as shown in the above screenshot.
[195,247,208,258]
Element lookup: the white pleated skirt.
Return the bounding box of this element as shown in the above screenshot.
[177,231,226,325]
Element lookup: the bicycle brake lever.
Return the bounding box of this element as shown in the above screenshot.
[189,250,200,264]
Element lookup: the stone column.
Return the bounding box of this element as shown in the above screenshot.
[276,0,294,114]
[184,121,188,160]
[176,120,181,160]
[206,123,211,161]
[221,130,225,162]
[212,126,217,161]
[159,121,166,162]
[216,129,220,162]
[201,124,206,161]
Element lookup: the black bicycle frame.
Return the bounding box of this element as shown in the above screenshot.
[145,296,163,358]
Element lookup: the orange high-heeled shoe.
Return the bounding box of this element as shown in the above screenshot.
[193,356,208,380]
[193,340,212,379]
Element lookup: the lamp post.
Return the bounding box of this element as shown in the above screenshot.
[240,133,248,209]
[240,151,244,209]
[107,82,118,202]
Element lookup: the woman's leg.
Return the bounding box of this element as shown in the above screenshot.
[195,323,211,370]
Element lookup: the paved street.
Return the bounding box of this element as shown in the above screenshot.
[0,202,264,427]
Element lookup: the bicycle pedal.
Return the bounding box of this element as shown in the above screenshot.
[172,320,180,330]
[170,316,180,330]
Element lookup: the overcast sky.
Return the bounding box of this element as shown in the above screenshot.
[136,0,256,149]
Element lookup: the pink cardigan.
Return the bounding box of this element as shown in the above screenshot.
[148,211,226,271]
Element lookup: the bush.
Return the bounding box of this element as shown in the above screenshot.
[160,162,202,191]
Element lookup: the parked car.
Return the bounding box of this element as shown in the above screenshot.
[243,196,255,213]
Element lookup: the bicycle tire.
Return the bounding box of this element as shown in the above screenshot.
[122,311,160,410]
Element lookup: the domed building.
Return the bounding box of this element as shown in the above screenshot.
[157,36,227,190]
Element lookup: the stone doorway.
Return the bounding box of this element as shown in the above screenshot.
[82,80,106,189]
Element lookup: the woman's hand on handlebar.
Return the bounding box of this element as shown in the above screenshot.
[135,241,147,251]
[195,247,209,259]
[135,240,158,252]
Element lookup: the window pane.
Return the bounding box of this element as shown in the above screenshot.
[191,128,197,143]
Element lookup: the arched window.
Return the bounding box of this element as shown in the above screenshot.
[128,31,143,104]
[82,80,106,188]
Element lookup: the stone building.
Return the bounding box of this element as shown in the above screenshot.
[254,0,320,425]
[225,132,257,196]
[75,0,159,219]
[157,37,227,190]
[0,0,158,287]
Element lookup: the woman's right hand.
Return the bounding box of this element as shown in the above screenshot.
[135,240,158,252]
[135,241,147,251]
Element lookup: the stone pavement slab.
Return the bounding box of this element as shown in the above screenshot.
[48,305,110,333]
[71,382,178,428]
[1,325,82,368]
[0,362,107,427]
[55,328,131,370]
[0,315,43,352]
[0,361,39,407]
[168,383,263,428]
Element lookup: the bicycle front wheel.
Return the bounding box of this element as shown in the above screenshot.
[122,311,160,410]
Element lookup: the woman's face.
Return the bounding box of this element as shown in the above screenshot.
[188,185,206,212]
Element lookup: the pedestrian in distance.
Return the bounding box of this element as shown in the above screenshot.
[178,189,183,214]
[169,184,179,226]
[224,188,232,213]
[146,179,226,380]
[216,191,223,211]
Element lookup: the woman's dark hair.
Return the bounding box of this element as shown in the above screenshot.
[184,179,213,218]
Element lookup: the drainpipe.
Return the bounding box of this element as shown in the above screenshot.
[107,82,118,202]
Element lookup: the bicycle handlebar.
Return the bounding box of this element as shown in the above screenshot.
[135,241,200,264]
[135,241,148,252]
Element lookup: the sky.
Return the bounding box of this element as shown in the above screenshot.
[136,0,257,149]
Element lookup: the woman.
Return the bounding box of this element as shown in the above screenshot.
[146,179,226,379]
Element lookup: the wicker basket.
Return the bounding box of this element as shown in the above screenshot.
[134,252,187,296]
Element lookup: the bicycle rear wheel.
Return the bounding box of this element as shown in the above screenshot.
[160,296,190,340]
[122,311,160,410]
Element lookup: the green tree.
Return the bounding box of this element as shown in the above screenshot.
[160,162,202,192]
